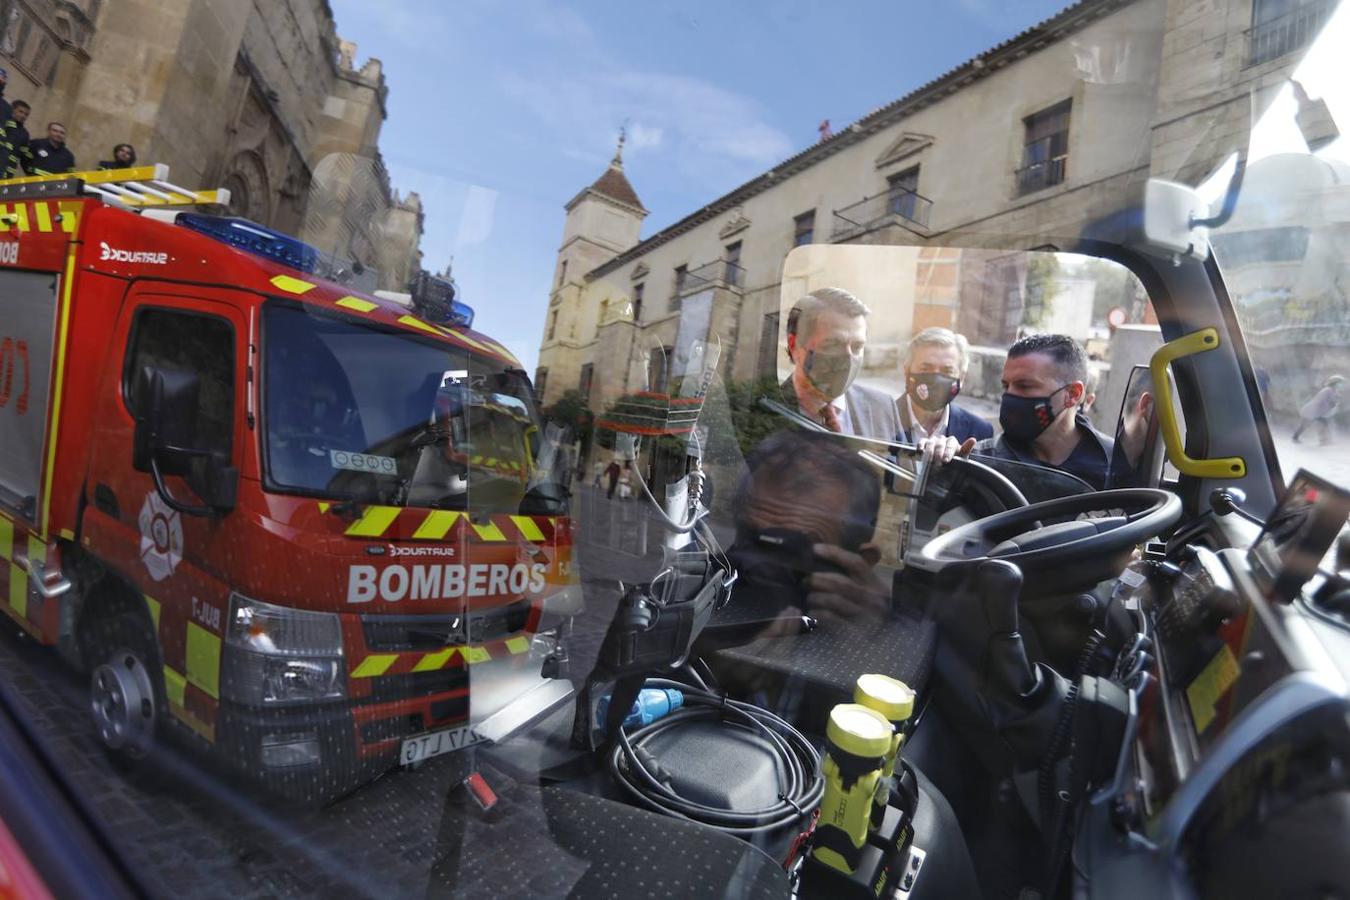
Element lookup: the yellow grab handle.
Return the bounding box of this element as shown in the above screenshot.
[1149,327,1246,479]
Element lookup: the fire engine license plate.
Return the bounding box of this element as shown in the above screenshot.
[400,725,488,765]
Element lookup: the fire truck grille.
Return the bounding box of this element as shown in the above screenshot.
[361,601,531,651]
[367,668,470,703]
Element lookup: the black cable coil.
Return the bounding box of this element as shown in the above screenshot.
[607,677,824,835]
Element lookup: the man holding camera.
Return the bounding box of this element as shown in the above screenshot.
[727,430,889,630]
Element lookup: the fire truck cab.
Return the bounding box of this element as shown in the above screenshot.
[0,169,572,802]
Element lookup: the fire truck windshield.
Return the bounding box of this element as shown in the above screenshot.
[262,301,540,510]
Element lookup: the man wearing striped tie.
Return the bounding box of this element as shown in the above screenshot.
[779,287,901,441]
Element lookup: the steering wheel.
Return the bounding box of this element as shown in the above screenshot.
[938,456,1029,511]
[908,488,1182,596]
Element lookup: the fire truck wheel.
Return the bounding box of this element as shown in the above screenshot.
[88,613,162,759]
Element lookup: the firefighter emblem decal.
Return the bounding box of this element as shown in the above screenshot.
[138,491,183,582]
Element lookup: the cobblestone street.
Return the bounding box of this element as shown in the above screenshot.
[0,619,507,898]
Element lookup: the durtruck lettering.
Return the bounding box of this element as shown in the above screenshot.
[347,562,548,604]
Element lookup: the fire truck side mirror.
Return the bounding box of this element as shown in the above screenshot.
[133,365,200,476]
[132,365,237,517]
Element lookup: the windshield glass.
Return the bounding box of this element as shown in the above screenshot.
[264,302,540,510]
[5,2,1350,899]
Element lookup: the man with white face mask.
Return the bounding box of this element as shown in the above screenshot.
[781,287,900,440]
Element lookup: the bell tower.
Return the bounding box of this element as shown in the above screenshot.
[536,131,647,406]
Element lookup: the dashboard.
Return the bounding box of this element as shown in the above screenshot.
[1085,472,1350,899]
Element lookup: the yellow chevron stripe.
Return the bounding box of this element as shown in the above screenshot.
[351,654,399,678]
[164,667,186,708]
[57,201,80,233]
[0,203,28,231]
[399,314,441,335]
[33,202,52,232]
[185,622,221,700]
[345,505,400,538]
[412,510,461,540]
[8,563,24,617]
[412,647,459,672]
[509,515,546,542]
[462,645,491,664]
[470,519,507,542]
[336,296,378,313]
[505,636,530,655]
[443,328,488,351]
[270,274,315,295]
[144,594,161,631]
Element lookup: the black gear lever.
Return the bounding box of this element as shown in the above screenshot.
[971,559,1070,770]
[976,559,1039,698]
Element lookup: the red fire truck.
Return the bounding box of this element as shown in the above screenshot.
[0,167,572,802]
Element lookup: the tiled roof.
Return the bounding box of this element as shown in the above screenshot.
[589,164,645,211]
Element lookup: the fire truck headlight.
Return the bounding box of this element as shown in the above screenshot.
[222,593,346,706]
[225,593,343,657]
[260,658,345,705]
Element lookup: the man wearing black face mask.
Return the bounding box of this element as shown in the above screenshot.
[897,327,993,444]
[780,287,900,440]
[977,333,1114,489]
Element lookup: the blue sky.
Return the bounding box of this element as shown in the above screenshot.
[328,0,1073,377]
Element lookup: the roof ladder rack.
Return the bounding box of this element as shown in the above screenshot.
[0,164,230,207]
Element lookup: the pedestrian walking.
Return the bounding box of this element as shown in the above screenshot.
[605,459,621,499]
[1293,375,1343,445]
[591,460,604,488]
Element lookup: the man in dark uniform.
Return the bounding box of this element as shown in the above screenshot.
[0,68,13,180]
[978,333,1114,490]
[4,100,31,179]
[25,122,75,175]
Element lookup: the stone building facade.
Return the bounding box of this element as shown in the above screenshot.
[535,0,1325,415]
[0,0,422,290]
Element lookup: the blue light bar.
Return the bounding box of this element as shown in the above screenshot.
[447,299,474,329]
[176,213,320,274]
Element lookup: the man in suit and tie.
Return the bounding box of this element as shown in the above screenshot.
[896,327,993,445]
[780,287,901,441]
